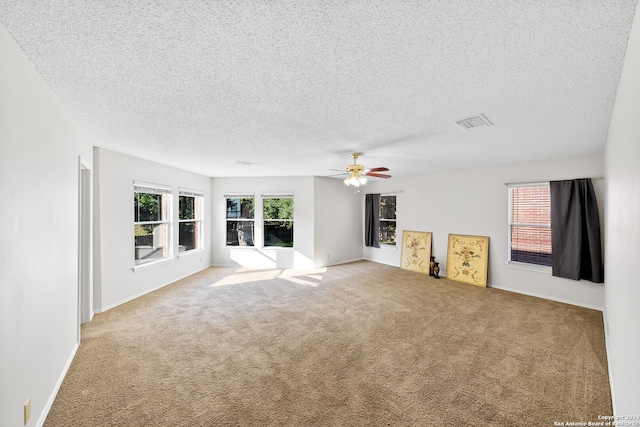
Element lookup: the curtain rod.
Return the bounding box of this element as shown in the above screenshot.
[504,177,603,186]
[366,190,404,195]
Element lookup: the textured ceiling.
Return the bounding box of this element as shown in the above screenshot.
[0,1,637,178]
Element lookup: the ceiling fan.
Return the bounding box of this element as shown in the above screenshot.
[341,152,391,189]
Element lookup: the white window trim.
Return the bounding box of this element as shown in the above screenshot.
[134,182,174,267]
[224,193,255,198]
[225,194,256,248]
[178,188,204,253]
[379,193,397,246]
[177,247,205,259]
[262,194,294,249]
[506,260,551,273]
[506,182,552,269]
[261,193,294,199]
[179,188,204,198]
[133,257,174,272]
[134,182,172,194]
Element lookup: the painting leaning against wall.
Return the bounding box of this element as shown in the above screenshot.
[445,234,490,287]
[400,230,433,274]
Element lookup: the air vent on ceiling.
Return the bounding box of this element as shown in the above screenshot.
[455,114,493,130]
[236,160,257,166]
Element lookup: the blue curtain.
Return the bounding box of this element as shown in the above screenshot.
[365,194,380,248]
[550,178,604,283]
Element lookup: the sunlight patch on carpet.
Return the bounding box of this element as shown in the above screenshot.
[210,268,327,287]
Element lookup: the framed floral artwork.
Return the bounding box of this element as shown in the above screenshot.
[400,230,433,274]
[445,234,489,287]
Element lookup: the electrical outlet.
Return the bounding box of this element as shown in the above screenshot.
[24,399,31,425]
[326,254,330,260]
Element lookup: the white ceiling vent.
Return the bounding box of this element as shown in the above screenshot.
[455,114,493,130]
[236,160,258,166]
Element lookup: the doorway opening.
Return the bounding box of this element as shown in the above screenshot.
[78,158,92,343]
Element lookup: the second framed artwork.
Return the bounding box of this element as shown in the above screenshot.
[400,230,433,274]
[445,234,490,287]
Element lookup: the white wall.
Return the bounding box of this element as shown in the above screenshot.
[603,2,640,416]
[93,148,211,311]
[210,176,315,268]
[0,23,93,427]
[313,177,363,267]
[210,176,363,269]
[364,152,606,310]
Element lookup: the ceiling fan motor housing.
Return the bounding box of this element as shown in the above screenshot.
[347,164,364,175]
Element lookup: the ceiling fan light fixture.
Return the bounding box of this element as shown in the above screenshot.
[340,152,390,191]
[344,172,367,187]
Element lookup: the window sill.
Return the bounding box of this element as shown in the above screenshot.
[225,246,294,250]
[133,257,173,272]
[506,261,551,274]
[177,248,204,259]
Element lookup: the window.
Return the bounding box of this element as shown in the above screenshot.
[134,183,172,265]
[508,183,551,267]
[178,189,204,252]
[226,195,255,246]
[379,195,397,245]
[263,195,294,247]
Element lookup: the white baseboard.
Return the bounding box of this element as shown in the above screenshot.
[326,257,364,267]
[95,282,172,313]
[210,259,367,269]
[363,257,398,268]
[602,309,617,416]
[95,264,211,313]
[37,343,79,427]
[488,284,604,311]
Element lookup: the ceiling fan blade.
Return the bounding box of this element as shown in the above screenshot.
[365,167,389,172]
[366,172,391,179]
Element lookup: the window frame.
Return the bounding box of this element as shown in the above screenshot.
[379,194,397,246]
[225,194,255,247]
[262,193,294,248]
[507,182,552,269]
[134,182,173,267]
[178,188,204,254]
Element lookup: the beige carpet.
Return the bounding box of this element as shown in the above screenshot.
[45,261,612,426]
